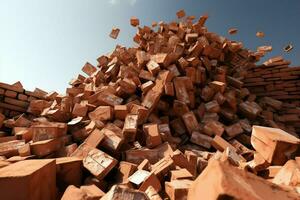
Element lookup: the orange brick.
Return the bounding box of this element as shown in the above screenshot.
[122,114,138,142]
[144,124,162,148]
[72,103,88,117]
[165,179,193,200]
[130,16,139,27]
[88,106,113,121]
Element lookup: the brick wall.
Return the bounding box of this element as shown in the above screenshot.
[0,82,47,118]
[244,56,300,134]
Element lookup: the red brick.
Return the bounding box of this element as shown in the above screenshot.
[83,148,117,180]
[0,159,56,200]
[188,159,299,200]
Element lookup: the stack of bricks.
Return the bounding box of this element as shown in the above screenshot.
[244,56,300,134]
[0,82,48,118]
[0,10,300,200]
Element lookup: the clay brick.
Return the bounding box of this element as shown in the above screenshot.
[80,184,105,199]
[83,148,117,180]
[56,157,82,190]
[0,159,56,200]
[88,106,113,121]
[114,105,128,120]
[182,111,200,135]
[18,93,28,101]
[102,185,149,200]
[170,168,193,180]
[97,92,123,106]
[141,81,154,93]
[251,126,300,165]
[123,114,138,142]
[209,81,226,93]
[18,143,31,157]
[145,186,162,200]
[4,90,17,98]
[61,185,88,200]
[211,135,236,152]
[116,161,137,183]
[110,28,120,39]
[203,120,224,136]
[30,138,62,157]
[134,158,149,171]
[190,131,213,149]
[188,159,299,200]
[130,16,139,27]
[82,62,97,76]
[146,60,160,75]
[165,179,193,200]
[176,9,186,18]
[225,122,243,138]
[151,156,174,179]
[0,113,4,128]
[239,101,262,119]
[144,124,162,148]
[4,97,29,108]
[72,103,88,117]
[101,127,123,152]
[31,122,67,142]
[0,140,25,157]
[0,81,24,93]
[205,100,220,113]
[164,82,174,96]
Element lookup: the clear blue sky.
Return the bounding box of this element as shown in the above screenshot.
[0,0,299,93]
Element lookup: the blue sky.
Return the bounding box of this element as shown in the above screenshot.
[0,0,299,93]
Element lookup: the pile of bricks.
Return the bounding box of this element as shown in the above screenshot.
[1,10,300,200]
[0,81,48,117]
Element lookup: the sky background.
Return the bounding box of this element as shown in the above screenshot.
[0,0,299,93]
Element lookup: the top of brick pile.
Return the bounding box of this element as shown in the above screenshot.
[0,9,300,200]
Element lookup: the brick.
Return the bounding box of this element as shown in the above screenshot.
[88,106,113,121]
[239,101,262,119]
[101,127,123,152]
[205,100,220,113]
[182,111,200,135]
[102,185,149,200]
[31,122,67,142]
[56,157,82,190]
[83,148,117,180]
[130,16,139,27]
[4,97,29,108]
[97,92,123,106]
[110,28,120,39]
[151,156,174,179]
[61,185,88,200]
[123,114,138,142]
[146,60,160,75]
[203,120,224,136]
[225,122,243,138]
[0,113,4,128]
[190,131,213,149]
[115,161,137,183]
[0,159,56,200]
[18,143,31,157]
[170,168,193,180]
[128,169,151,186]
[141,81,154,94]
[0,140,25,157]
[72,103,88,117]
[30,138,62,157]
[188,159,299,200]
[211,135,236,152]
[144,124,162,148]
[80,184,105,199]
[4,90,17,98]
[0,102,27,112]
[251,126,300,165]
[165,179,193,200]
[145,186,162,200]
[0,81,24,93]
[114,105,128,120]
[176,9,186,18]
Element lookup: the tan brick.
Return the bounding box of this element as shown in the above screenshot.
[165,179,193,200]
